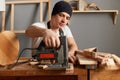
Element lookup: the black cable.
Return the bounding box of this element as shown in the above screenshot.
[7,48,37,69]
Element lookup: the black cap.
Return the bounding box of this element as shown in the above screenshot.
[52,1,72,17]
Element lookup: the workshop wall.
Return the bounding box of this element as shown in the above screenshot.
[70,0,120,55]
[0,0,120,57]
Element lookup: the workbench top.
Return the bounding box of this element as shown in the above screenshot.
[0,58,120,80]
[0,58,87,80]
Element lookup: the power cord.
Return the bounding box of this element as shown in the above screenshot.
[7,48,37,69]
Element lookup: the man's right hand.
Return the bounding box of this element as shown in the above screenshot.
[43,29,60,48]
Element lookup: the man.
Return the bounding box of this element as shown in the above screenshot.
[25,1,78,63]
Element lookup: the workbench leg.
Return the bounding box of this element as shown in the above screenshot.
[87,69,90,80]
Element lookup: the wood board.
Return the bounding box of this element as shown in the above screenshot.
[76,53,98,65]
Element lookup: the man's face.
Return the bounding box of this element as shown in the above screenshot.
[52,12,70,29]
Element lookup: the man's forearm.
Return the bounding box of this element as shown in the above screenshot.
[68,45,78,55]
[25,26,46,38]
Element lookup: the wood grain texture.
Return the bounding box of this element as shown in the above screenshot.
[91,68,120,80]
[0,31,19,66]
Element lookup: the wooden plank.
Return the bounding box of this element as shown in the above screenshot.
[73,10,119,24]
[11,4,14,31]
[76,54,97,65]
[5,0,49,4]
[73,10,118,13]
[48,0,51,20]
[40,0,43,22]
[1,11,5,32]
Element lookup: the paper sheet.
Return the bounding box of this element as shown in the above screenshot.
[0,0,5,11]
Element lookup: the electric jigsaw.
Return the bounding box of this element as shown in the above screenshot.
[33,28,69,69]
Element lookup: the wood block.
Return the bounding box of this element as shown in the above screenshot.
[83,47,97,52]
[38,65,48,69]
[75,47,97,59]
[76,54,98,65]
[105,58,119,70]
[112,54,120,64]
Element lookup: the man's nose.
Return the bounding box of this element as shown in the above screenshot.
[61,17,66,23]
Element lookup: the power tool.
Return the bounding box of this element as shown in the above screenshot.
[34,28,69,69]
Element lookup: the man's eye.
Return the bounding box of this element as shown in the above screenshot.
[66,17,70,20]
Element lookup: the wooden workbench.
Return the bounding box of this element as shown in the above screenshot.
[0,58,88,80]
[0,58,120,80]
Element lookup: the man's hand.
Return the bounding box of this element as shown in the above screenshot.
[43,29,60,48]
[68,51,77,64]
